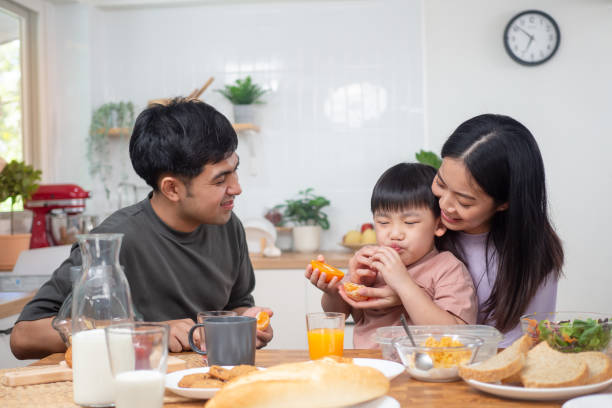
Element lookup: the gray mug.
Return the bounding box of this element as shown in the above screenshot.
[188,316,256,366]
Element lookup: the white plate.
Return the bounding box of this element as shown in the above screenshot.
[353,358,405,380]
[352,396,400,408]
[165,366,263,400]
[562,394,612,408]
[465,378,612,401]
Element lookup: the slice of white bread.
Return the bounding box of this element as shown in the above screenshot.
[520,342,589,388]
[458,335,533,383]
[205,359,390,408]
[572,351,612,384]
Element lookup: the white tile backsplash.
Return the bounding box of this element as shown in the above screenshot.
[51,0,425,249]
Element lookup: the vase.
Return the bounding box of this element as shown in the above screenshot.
[71,233,134,407]
[292,225,321,253]
[233,104,257,124]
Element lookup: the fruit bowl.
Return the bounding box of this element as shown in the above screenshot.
[521,311,612,353]
[339,242,374,250]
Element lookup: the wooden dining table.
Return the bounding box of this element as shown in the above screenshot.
[10,348,607,407]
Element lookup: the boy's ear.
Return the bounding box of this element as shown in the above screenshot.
[496,202,509,212]
[434,217,447,237]
[158,176,183,203]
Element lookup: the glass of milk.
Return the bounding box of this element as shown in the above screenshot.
[105,322,170,408]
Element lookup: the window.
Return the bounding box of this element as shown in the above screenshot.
[0,0,36,212]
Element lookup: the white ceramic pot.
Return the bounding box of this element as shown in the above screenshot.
[233,104,257,124]
[292,225,321,253]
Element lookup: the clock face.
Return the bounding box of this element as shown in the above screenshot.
[504,10,560,66]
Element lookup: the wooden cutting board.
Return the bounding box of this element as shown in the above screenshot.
[1,356,187,387]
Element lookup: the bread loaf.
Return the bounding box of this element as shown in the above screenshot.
[458,335,532,383]
[571,351,612,385]
[205,359,389,408]
[520,341,589,388]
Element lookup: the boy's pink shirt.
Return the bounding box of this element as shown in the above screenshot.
[352,248,477,349]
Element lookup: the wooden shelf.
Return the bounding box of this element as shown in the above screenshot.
[233,123,260,132]
[96,127,131,137]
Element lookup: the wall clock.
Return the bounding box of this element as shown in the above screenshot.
[503,10,560,66]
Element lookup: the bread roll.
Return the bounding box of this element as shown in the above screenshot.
[205,359,389,408]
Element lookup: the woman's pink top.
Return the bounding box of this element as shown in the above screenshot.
[455,231,558,347]
[352,248,477,349]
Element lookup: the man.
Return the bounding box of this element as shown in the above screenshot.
[10,98,273,359]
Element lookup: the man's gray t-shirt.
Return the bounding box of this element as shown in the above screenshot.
[17,197,255,322]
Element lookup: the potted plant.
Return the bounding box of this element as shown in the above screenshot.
[87,101,135,201]
[0,159,42,270]
[216,76,267,124]
[274,188,330,253]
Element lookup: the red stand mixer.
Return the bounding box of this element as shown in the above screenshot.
[25,184,91,249]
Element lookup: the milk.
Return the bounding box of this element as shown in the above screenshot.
[114,370,164,408]
[72,329,115,406]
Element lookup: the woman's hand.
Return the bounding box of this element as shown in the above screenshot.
[348,245,379,286]
[337,283,402,309]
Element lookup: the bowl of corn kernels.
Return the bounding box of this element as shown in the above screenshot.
[392,334,483,382]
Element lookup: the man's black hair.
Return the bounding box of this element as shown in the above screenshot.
[129,98,238,190]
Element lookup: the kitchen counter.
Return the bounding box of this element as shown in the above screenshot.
[249,250,351,269]
[0,292,34,320]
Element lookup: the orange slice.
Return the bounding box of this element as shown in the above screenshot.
[256,311,270,330]
[310,260,345,283]
[343,282,369,302]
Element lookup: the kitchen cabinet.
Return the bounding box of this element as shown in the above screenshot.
[252,267,353,350]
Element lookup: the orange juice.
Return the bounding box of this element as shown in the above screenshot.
[307,328,344,359]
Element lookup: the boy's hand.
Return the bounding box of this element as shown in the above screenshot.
[348,245,379,286]
[305,254,342,295]
[338,284,401,309]
[371,246,413,290]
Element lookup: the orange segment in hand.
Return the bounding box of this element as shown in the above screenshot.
[343,282,369,302]
[310,260,345,283]
[256,311,270,330]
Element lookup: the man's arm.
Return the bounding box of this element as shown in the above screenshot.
[10,318,66,359]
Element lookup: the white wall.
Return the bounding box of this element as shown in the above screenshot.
[47,0,425,251]
[424,0,612,313]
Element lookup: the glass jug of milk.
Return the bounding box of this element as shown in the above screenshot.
[71,233,134,407]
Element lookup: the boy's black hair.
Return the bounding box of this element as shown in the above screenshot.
[129,98,238,190]
[371,162,440,216]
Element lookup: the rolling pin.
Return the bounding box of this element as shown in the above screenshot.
[1,356,187,387]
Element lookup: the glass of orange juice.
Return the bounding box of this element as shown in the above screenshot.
[306,312,345,360]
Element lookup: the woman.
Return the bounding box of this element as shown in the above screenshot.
[348,114,563,346]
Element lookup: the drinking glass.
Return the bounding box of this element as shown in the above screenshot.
[105,322,169,408]
[306,312,345,360]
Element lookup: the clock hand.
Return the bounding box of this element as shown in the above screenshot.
[516,26,534,40]
[523,36,534,52]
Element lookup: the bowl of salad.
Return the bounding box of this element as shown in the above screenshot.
[521,311,612,353]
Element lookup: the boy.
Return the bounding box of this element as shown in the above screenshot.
[306,163,477,348]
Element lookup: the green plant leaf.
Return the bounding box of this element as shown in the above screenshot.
[274,188,331,230]
[215,76,268,105]
[415,150,442,169]
[0,160,42,234]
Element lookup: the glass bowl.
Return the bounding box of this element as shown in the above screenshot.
[372,325,501,364]
[392,333,483,382]
[521,311,612,353]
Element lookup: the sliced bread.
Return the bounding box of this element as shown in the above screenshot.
[458,335,533,383]
[520,342,589,388]
[572,351,612,384]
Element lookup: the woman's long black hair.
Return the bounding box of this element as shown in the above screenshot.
[441,114,563,332]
